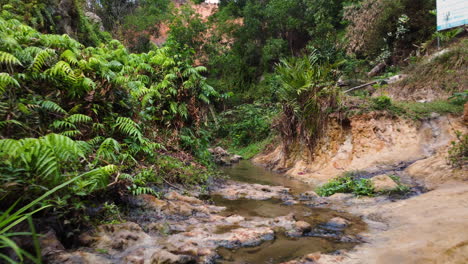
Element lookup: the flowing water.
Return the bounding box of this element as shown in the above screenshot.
[212,160,366,264]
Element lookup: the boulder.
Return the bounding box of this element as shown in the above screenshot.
[39,230,65,262]
[299,190,319,200]
[230,155,243,163]
[370,174,398,192]
[150,250,194,264]
[209,146,242,165]
[327,193,354,201]
[165,191,203,205]
[213,146,229,156]
[79,222,150,254]
[219,156,232,166]
[131,194,167,211]
[84,12,105,31]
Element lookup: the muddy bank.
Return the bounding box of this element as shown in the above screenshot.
[287,183,468,264]
[254,114,467,187]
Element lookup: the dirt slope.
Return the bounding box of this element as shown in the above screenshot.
[339,183,468,264]
[254,114,466,188]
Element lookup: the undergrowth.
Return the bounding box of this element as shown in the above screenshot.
[316,171,410,197]
[227,136,275,159]
[344,95,464,120]
[448,131,468,168]
[214,102,278,158]
[397,38,468,95]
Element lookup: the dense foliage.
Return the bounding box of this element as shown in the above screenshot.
[86,0,171,52]
[344,0,435,63]
[0,12,219,248]
[0,0,110,46]
[206,0,349,93]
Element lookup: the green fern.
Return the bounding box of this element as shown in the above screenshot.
[46,61,76,81]
[0,134,85,187]
[60,50,78,65]
[60,130,82,137]
[128,184,157,196]
[30,49,56,73]
[96,138,121,163]
[51,120,76,130]
[72,165,117,196]
[39,100,67,114]
[0,119,25,129]
[0,72,19,94]
[66,114,92,124]
[0,51,22,70]
[87,136,104,147]
[114,117,143,141]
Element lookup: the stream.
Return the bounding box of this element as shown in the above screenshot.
[43,160,366,264]
[212,160,366,264]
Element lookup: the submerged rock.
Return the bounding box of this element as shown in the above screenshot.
[281,252,345,264]
[212,180,291,200]
[324,217,350,230]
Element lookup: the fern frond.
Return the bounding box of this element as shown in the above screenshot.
[0,119,25,129]
[114,117,143,141]
[128,185,157,196]
[60,50,78,65]
[0,134,85,185]
[60,130,82,137]
[0,51,22,68]
[51,120,76,130]
[0,139,22,157]
[47,61,76,81]
[194,66,207,73]
[66,114,92,124]
[87,136,104,146]
[81,77,96,91]
[96,138,121,162]
[30,49,56,73]
[39,100,67,114]
[74,164,118,194]
[0,72,19,94]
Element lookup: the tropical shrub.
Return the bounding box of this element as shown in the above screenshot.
[372,95,392,110]
[448,131,468,168]
[274,52,342,153]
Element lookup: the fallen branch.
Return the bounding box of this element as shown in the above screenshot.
[343,81,378,94]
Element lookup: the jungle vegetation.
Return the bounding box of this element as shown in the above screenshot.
[0,0,467,262]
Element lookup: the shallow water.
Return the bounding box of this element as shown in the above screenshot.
[221,160,313,195]
[214,160,365,264]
